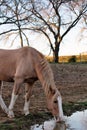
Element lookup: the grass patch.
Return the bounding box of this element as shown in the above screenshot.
[63,102,87,116]
[0,112,52,130]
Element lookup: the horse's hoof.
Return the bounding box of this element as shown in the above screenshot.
[24,110,29,116]
[8,110,15,118]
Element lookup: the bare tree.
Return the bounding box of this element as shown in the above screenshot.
[0,0,31,47]
[24,0,87,62]
[0,0,87,62]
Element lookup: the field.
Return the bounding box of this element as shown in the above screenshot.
[0,63,87,129]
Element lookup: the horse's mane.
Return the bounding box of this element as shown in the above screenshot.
[37,57,56,95]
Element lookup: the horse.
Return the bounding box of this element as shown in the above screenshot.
[0,47,64,122]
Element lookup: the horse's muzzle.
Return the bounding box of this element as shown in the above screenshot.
[55,115,65,123]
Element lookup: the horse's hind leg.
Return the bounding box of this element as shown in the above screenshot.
[0,81,8,114]
[24,83,33,116]
[8,78,23,118]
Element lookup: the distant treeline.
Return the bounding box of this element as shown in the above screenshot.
[46,54,87,63]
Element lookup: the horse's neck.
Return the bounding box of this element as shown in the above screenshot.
[35,58,55,95]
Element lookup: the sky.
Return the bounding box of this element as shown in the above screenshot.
[0,1,87,57]
[59,26,87,56]
[0,23,87,56]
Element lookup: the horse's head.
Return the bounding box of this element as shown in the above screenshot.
[47,86,64,122]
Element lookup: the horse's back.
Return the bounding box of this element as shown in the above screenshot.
[0,47,44,82]
[0,46,43,57]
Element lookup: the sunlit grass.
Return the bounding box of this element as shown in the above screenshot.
[46,54,87,63]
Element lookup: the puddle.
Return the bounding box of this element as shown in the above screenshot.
[66,110,87,130]
[30,110,87,130]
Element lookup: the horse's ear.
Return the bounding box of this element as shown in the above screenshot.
[49,86,55,95]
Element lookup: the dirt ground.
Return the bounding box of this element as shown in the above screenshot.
[0,63,87,123]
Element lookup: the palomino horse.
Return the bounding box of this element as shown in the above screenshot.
[0,47,64,121]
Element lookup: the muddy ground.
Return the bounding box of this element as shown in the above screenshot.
[0,63,87,129]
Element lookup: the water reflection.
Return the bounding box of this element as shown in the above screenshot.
[66,110,87,130]
[31,110,87,130]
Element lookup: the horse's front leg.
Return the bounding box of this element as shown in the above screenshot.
[8,78,23,118]
[24,83,33,116]
[0,81,8,114]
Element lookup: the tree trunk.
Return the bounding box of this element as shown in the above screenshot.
[19,29,23,47]
[54,43,60,63]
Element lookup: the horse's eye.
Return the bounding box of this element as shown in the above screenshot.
[54,100,57,103]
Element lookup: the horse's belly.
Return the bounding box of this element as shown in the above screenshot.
[24,77,38,83]
[0,75,14,82]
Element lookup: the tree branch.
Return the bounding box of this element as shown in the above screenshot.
[61,5,87,40]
